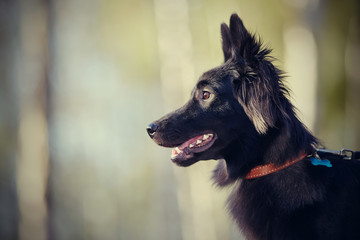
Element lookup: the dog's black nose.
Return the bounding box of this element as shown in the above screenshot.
[147,123,158,138]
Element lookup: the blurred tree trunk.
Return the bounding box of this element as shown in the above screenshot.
[316,0,360,149]
[45,0,54,238]
[0,1,19,239]
[13,0,50,240]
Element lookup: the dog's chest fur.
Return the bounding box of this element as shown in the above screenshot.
[218,160,360,240]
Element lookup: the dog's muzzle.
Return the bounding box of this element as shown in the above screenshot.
[146,122,158,138]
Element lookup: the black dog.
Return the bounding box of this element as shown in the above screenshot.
[147,14,360,240]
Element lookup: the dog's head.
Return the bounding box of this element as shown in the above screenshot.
[147,14,289,167]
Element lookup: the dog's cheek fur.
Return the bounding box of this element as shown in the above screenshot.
[232,78,276,134]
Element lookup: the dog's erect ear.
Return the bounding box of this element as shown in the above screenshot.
[221,23,233,62]
[222,14,260,63]
[224,14,286,134]
[228,14,260,62]
[228,14,284,134]
[229,14,251,50]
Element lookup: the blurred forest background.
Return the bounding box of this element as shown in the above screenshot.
[0,0,359,239]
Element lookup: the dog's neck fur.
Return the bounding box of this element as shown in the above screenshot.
[212,105,322,239]
[213,102,317,185]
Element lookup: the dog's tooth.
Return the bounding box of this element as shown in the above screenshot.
[189,144,194,148]
[173,147,182,155]
[196,139,202,144]
[171,149,177,157]
[203,134,209,140]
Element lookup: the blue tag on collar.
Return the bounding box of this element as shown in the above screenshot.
[310,157,332,167]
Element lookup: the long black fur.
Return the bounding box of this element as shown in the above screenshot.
[148,14,360,240]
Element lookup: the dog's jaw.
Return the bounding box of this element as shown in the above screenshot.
[170,133,218,166]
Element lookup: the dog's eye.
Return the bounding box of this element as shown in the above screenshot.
[201,91,211,100]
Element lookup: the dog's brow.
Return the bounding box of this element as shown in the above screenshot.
[196,80,210,88]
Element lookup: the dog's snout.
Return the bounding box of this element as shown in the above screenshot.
[147,123,159,138]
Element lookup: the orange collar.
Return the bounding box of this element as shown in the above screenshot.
[244,152,308,180]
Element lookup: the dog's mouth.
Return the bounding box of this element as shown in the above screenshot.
[170,133,217,164]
